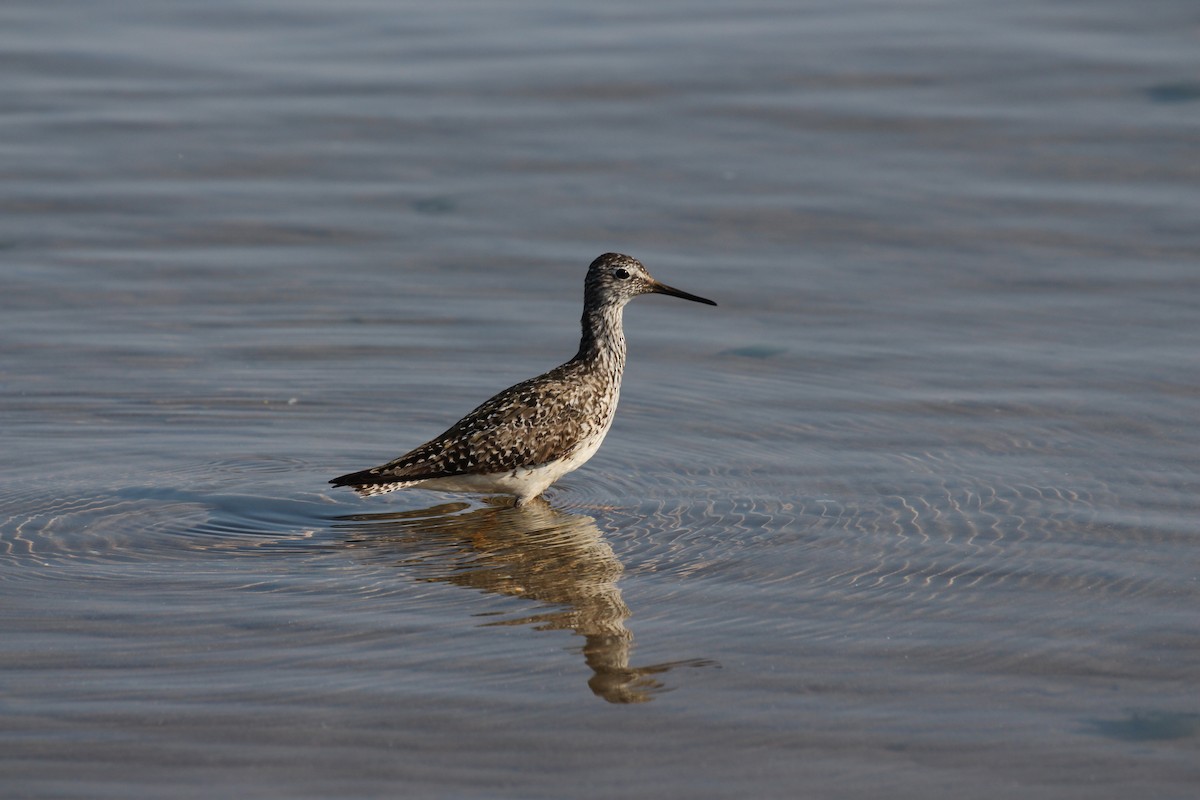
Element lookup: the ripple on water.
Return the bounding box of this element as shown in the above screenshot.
[0,457,333,580]
[3,437,1190,676]
[556,443,1188,636]
[0,459,721,703]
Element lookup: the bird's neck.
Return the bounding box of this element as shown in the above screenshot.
[574,303,627,374]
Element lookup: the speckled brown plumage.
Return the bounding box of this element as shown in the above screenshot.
[330,253,715,504]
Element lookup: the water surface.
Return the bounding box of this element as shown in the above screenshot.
[2,1,1198,797]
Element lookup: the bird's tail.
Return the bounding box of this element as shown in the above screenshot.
[329,468,415,497]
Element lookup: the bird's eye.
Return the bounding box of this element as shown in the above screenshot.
[613,268,630,280]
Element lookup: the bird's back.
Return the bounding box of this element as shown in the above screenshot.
[330,358,620,492]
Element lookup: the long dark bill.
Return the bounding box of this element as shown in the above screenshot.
[651,281,717,306]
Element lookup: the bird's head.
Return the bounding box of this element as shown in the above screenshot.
[584,252,716,309]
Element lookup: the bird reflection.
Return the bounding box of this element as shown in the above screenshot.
[334,498,710,704]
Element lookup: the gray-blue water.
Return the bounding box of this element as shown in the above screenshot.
[3,1,1198,797]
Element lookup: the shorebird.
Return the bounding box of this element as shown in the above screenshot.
[330,252,716,505]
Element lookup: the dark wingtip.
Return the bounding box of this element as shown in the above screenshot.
[330,468,376,488]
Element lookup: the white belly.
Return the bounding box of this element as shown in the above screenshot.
[418,428,610,504]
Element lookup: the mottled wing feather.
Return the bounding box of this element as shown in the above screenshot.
[332,363,602,488]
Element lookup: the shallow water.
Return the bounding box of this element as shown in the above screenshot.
[3,0,1199,797]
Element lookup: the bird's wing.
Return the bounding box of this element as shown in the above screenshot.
[334,367,598,488]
